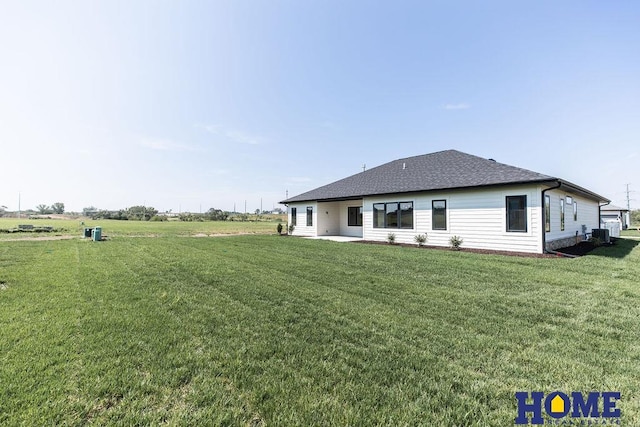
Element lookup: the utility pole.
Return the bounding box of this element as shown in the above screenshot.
[624,183,635,228]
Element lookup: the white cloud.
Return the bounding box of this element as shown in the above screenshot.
[224,129,262,145]
[139,137,199,152]
[443,103,471,110]
[197,123,264,145]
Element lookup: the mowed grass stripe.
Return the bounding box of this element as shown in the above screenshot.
[72,238,263,425]
[148,237,490,425]
[1,236,639,425]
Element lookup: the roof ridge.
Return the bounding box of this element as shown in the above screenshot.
[281,149,607,204]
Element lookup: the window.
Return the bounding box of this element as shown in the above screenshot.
[400,202,413,229]
[544,195,551,232]
[432,200,447,230]
[506,195,527,232]
[573,202,578,221]
[372,202,413,229]
[306,206,313,227]
[386,203,399,228]
[373,203,385,228]
[291,207,297,226]
[348,206,363,226]
[560,199,565,231]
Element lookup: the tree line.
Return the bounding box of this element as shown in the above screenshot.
[83,206,231,222]
[35,202,66,214]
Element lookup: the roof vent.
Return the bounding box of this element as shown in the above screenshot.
[402,162,406,170]
[488,158,496,162]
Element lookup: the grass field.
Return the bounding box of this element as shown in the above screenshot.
[1,234,639,425]
[0,218,281,240]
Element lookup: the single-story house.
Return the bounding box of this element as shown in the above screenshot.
[600,204,629,237]
[281,150,610,254]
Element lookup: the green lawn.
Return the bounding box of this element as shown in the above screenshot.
[621,227,640,238]
[0,218,280,240]
[1,236,639,425]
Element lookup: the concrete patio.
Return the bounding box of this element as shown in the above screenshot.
[303,235,363,243]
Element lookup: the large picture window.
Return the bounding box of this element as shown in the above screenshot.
[348,206,363,226]
[432,200,447,230]
[306,206,313,227]
[291,207,297,227]
[372,202,413,229]
[506,195,527,232]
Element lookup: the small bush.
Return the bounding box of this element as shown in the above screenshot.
[277,223,283,235]
[414,234,427,247]
[449,235,463,250]
[288,224,295,234]
[387,233,396,244]
[589,236,603,247]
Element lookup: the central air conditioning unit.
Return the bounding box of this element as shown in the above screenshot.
[591,228,610,244]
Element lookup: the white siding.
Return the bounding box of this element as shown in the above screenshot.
[288,202,317,237]
[290,185,602,253]
[338,201,363,237]
[545,190,600,244]
[316,202,341,236]
[288,200,364,237]
[363,185,543,253]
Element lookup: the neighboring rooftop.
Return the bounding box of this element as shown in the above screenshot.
[282,149,609,203]
[601,204,629,212]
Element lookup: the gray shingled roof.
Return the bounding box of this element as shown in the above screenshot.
[282,150,608,203]
[601,204,628,212]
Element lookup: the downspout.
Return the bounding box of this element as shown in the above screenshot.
[541,180,562,254]
[598,201,611,228]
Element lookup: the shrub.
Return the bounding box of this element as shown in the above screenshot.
[387,233,396,244]
[589,236,603,247]
[288,224,295,234]
[277,223,283,235]
[449,235,463,250]
[414,234,427,247]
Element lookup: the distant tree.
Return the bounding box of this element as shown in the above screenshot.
[631,209,640,226]
[0,205,7,217]
[126,205,158,221]
[36,204,51,214]
[51,202,65,214]
[83,206,98,216]
[206,208,229,221]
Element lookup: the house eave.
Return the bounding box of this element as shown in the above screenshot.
[282,179,562,204]
[553,180,610,204]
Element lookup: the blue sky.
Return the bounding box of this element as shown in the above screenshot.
[1,1,638,213]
